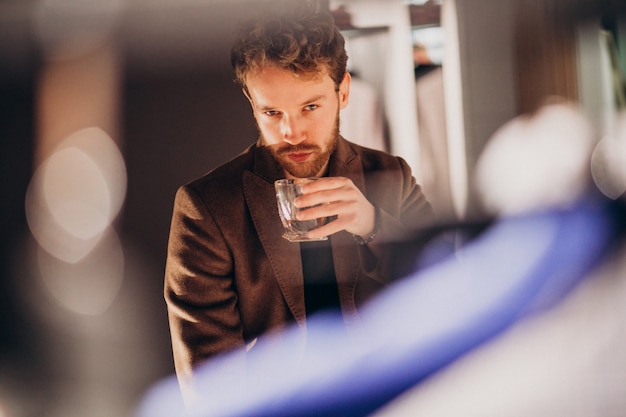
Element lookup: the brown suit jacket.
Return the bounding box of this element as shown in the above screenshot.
[164,137,432,381]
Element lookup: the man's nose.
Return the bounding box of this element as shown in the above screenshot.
[280,115,306,145]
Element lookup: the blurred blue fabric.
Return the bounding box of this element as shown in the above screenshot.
[137,192,621,417]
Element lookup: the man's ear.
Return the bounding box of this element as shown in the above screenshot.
[338,72,351,110]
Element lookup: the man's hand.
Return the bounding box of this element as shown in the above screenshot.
[294,177,376,240]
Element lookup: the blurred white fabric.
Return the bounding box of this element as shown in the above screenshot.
[374,240,626,417]
[340,76,387,152]
[475,101,595,216]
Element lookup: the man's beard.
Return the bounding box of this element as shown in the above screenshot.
[263,115,340,179]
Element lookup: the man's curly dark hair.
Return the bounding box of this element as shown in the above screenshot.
[230,11,348,93]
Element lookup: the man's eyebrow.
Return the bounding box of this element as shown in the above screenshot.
[301,95,326,105]
[256,95,327,112]
[257,104,276,112]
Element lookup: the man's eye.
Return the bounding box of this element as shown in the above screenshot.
[264,110,280,117]
[304,104,318,111]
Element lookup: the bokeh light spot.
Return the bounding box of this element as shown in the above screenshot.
[475,101,594,216]
[25,127,127,315]
[43,146,111,240]
[591,113,626,200]
[25,127,127,264]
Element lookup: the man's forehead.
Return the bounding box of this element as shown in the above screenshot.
[245,63,330,85]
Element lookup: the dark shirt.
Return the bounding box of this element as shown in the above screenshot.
[300,239,341,317]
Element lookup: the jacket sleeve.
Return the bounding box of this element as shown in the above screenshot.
[359,156,435,285]
[384,156,434,235]
[164,185,245,384]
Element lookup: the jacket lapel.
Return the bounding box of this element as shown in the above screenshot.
[243,147,306,324]
[328,138,364,323]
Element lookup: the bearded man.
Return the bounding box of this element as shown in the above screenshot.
[164,9,433,389]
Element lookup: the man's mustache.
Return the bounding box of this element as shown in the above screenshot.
[274,144,320,156]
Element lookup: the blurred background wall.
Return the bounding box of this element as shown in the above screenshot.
[0,0,624,416]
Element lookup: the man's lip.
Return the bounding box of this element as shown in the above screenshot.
[287,152,312,163]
